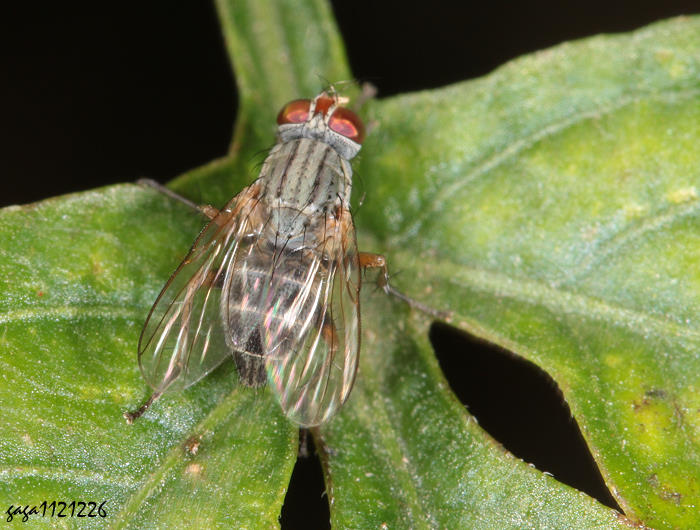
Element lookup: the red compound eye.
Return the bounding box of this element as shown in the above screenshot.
[277,99,311,125]
[329,107,365,144]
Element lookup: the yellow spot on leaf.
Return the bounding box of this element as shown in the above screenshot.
[603,355,623,368]
[667,187,697,204]
[654,49,674,63]
[185,463,203,477]
[622,203,645,218]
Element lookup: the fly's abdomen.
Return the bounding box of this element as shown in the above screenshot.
[224,247,325,387]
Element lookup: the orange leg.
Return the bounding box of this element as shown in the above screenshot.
[358,252,389,288]
[358,252,449,319]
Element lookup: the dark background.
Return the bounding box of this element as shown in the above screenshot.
[2,1,698,207]
[2,1,698,527]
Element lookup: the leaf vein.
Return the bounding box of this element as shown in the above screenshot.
[449,265,700,344]
[557,195,700,287]
[0,305,143,325]
[0,466,136,489]
[395,86,700,243]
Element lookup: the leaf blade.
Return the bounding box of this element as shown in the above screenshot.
[0,186,297,527]
[341,16,700,528]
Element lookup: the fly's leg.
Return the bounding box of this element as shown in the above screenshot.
[123,390,164,424]
[358,252,449,320]
[138,178,219,220]
[125,179,232,424]
[124,267,223,424]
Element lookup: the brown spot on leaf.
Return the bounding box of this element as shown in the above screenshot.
[183,434,202,456]
[659,489,682,505]
[644,388,667,399]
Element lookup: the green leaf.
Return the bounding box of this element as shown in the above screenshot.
[0,0,353,526]
[327,15,698,529]
[0,0,697,528]
[0,188,296,527]
[318,303,627,528]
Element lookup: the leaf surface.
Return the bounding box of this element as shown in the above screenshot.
[332,16,699,529]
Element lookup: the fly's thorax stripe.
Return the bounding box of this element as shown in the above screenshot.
[262,138,353,210]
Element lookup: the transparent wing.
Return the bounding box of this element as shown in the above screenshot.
[262,207,361,427]
[137,182,265,395]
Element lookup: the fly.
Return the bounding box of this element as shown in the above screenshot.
[124,91,438,427]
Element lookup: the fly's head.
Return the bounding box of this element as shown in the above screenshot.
[276,92,365,160]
